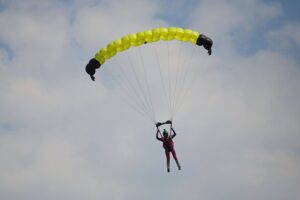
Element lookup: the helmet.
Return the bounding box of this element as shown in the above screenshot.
[163,129,168,137]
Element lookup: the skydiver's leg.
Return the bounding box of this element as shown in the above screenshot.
[171,149,181,170]
[165,150,170,172]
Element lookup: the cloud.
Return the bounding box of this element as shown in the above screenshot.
[72,0,165,52]
[266,21,300,51]
[0,0,300,200]
[190,0,282,35]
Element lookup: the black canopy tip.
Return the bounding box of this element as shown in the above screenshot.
[85,58,101,81]
[196,34,213,55]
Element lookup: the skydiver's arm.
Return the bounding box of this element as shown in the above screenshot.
[156,128,162,141]
[171,127,176,138]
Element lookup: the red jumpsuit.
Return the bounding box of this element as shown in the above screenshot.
[158,136,178,162]
[156,127,181,172]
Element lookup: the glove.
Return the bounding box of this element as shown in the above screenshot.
[156,122,162,127]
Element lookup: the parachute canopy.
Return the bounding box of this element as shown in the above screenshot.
[85,27,213,81]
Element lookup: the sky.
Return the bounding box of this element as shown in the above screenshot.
[0,0,300,199]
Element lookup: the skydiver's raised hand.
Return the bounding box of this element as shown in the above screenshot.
[165,120,172,124]
[156,122,162,127]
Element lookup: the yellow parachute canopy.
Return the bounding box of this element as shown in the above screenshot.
[86,27,213,81]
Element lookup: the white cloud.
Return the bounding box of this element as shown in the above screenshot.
[0,0,300,200]
[266,21,300,50]
[190,0,282,35]
[72,0,165,52]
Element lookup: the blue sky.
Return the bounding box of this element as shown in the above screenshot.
[0,0,300,200]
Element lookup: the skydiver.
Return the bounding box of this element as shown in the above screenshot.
[156,120,181,172]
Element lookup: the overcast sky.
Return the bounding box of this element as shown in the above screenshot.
[0,0,300,199]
